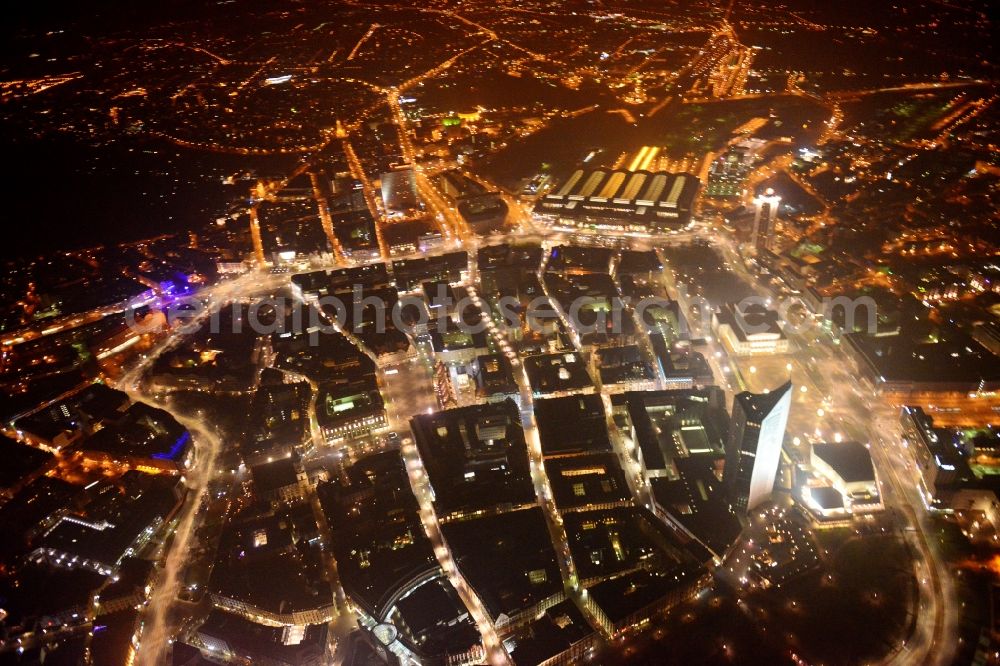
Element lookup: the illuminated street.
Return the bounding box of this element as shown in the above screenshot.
[1,3,998,666]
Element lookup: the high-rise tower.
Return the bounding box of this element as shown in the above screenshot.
[724,381,793,514]
[750,188,781,251]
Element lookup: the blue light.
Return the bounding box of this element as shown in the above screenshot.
[152,431,190,461]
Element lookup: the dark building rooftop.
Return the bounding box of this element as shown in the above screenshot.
[243,380,311,459]
[596,346,655,386]
[523,352,594,396]
[0,435,53,492]
[0,477,79,566]
[171,642,216,666]
[812,442,876,483]
[477,243,543,273]
[209,507,333,618]
[293,263,390,296]
[563,507,691,582]
[648,336,714,386]
[383,218,440,254]
[617,250,663,275]
[389,575,481,661]
[428,320,490,356]
[473,354,518,400]
[35,474,181,573]
[318,452,438,619]
[89,607,140,666]
[534,394,611,459]
[196,609,328,665]
[622,388,729,472]
[391,251,468,291]
[250,457,301,497]
[649,455,742,560]
[79,402,191,467]
[844,325,1000,389]
[440,507,562,622]
[809,486,845,510]
[410,400,535,518]
[508,598,594,666]
[586,566,701,626]
[0,563,106,638]
[545,452,631,512]
[546,245,614,275]
[14,382,131,445]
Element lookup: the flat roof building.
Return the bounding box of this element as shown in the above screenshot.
[843,326,1000,426]
[523,352,595,397]
[73,402,193,475]
[473,354,519,403]
[811,442,878,499]
[563,506,695,585]
[195,610,328,666]
[410,400,535,520]
[209,507,335,627]
[711,301,789,356]
[381,167,421,215]
[534,394,612,460]
[620,388,729,477]
[545,452,632,513]
[437,170,508,235]
[899,405,977,510]
[583,566,707,636]
[32,474,182,576]
[317,379,387,443]
[507,598,597,666]
[440,507,564,630]
[392,251,468,291]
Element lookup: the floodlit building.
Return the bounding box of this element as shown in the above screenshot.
[724,381,792,514]
[317,380,387,442]
[711,301,789,356]
[380,166,421,216]
[810,442,879,502]
[534,170,699,233]
[800,441,882,520]
[750,188,781,251]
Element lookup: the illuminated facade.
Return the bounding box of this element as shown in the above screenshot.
[751,188,781,251]
[724,381,792,514]
[534,169,699,233]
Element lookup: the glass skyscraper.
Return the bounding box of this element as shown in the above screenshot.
[724,381,793,514]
